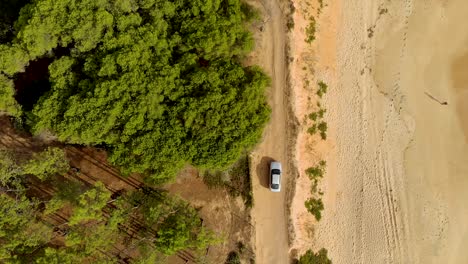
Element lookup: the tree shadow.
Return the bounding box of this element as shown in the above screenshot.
[256,156,274,188]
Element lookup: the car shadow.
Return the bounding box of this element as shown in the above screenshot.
[256,156,274,188]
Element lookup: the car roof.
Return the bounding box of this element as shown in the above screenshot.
[272,174,280,184]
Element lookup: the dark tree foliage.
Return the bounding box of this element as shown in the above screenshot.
[0,0,270,182]
[0,0,30,43]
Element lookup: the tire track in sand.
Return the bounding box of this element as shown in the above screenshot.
[372,0,413,262]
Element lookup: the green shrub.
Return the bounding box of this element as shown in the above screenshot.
[305,17,316,43]
[308,112,318,121]
[202,170,226,189]
[305,161,326,180]
[307,124,317,135]
[23,147,69,181]
[287,17,295,31]
[317,81,328,98]
[317,121,327,140]
[226,251,241,264]
[317,108,326,118]
[297,248,332,264]
[203,154,253,208]
[305,197,324,221]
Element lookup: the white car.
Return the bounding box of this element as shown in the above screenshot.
[270,161,282,192]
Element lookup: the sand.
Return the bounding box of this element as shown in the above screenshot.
[288,0,339,256]
[289,0,468,263]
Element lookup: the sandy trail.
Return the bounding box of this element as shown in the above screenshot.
[250,0,292,263]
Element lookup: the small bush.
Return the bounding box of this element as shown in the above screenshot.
[305,197,324,221]
[317,121,327,140]
[307,124,317,135]
[287,17,295,31]
[318,0,324,9]
[306,160,326,193]
[226,251,241,264]
[317,81,328,98]
[320,132,327,140]
[297,248,332,264]
[317,108,326,118]
[237,241,245,254]
[305,17,316,43]
[202,155,253,208]
[308,112,318,121]
[305,161,326,180]
[202,170,226,189]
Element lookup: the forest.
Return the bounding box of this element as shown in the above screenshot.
[0,0,269,262]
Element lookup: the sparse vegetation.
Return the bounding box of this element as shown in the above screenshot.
[287,17,295,31]
[306,81,328,138]
[317,0,325,15]
[308,112,318,122]
[305,160,326,221]
[296,248,332,264]
[317,121,328,140]
[203,154,253,208]
[307,109,327,139]
[317,108,326,118]
[306,160,326,180]
[287,1,296,31]
[226,251,241,264]
[307,124,317,135]
[317,81,328,98]
[305,197,324,221]
[305,16,317,43]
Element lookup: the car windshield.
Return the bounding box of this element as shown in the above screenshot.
[272,169,281,174]
[271,183,279,189]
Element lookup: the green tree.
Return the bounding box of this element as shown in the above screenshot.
[155,204,203,255]
[129,188,218,255]
[35,248,87,264]
[0,0,31,43]
[0,0,270,183]
[0,148,23,188]
[68,181,110,225]
[23,147,69,180]
[0,74,21,116]
[0,44,30,76]
[0,194,53,261]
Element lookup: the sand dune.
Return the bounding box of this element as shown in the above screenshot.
[290,0,468,263]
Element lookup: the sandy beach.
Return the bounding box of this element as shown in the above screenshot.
[289,0,468,263]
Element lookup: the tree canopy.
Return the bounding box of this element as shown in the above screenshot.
[0,0,270,182]
[0,194,53,260]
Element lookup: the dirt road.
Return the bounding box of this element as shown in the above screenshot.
[251,0,292,263]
